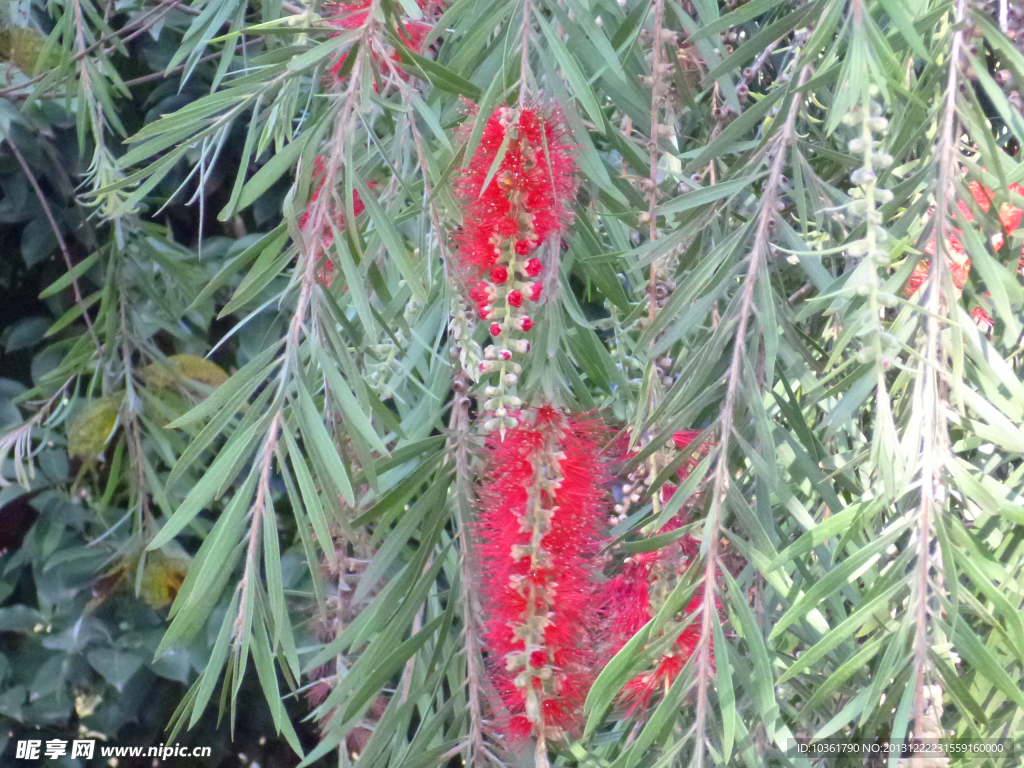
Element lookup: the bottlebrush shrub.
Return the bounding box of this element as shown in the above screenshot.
[454,104,577,432]
[475,407,607,754]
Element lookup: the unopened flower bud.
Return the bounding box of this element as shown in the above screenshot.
[490,322,503,336]
[514,340,531,354]
[867,116,889,132]
[504,373,518,386]
[851,168,876,186]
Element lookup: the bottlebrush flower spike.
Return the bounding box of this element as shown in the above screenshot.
[324,0,442,86]
[476,407,607,755]
[602,429,719,717]
[452,104,577,429]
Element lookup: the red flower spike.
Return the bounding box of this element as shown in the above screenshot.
[325,0,442,86]
[600,430,721,718]
[476,411,608,743]
[452,105,577,284]
[525,257,543,277]
[508,290,524,308]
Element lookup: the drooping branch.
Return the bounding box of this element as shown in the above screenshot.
[692,65,811,768]
[910,0,965,738]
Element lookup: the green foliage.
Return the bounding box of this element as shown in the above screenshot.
[1,0,1024,765]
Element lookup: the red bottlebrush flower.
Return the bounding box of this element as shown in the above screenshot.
[672,430,715,485]
[451,105,574,334]
[453,105,576,280]
[994,183,1024,235]
[970,306,994,333]
[525,257,543,277]
[903,256,971,298]
[618,596,706,716]
[476,408,608,743]
[451,104,576,400]
[672,430,702,450]
[600,429,720,718]
[324,0,442,85]
[914,178,1024,302]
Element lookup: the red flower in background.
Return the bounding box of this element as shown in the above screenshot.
[906,178,1024,332]
[970,306,994,334]
[602,430,718,716]
[298,158,367,286]
[324,0,441,85]
[476,407,607,743]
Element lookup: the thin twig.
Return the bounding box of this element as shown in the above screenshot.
[692,65,811,768]
[911,0,964,738]
[6,138,101,350]
[447,369,490,767]
[518,0,531,104]
[646,0,667,327]
[119,299,152,529]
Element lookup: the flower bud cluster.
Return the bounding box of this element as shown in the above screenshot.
[842,96,901,371]
[453,104,576,431]
[448,298,483,382]
[610,430,713,526]
[365,300,420,399]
